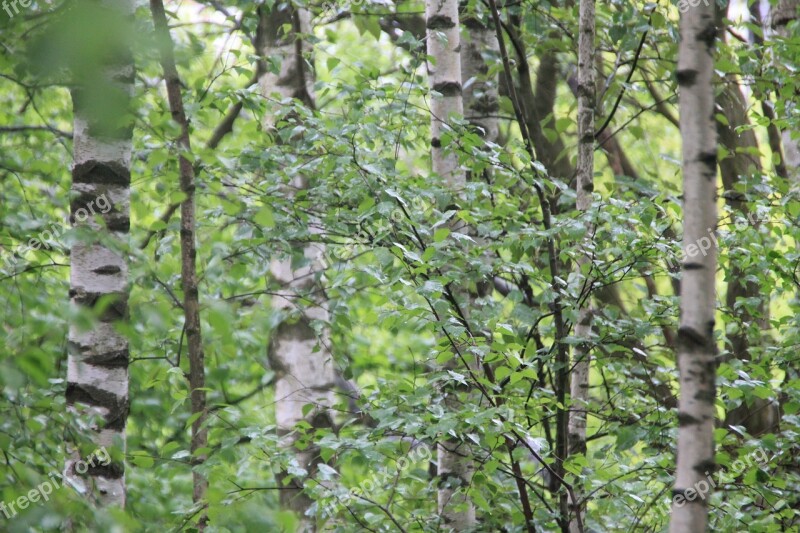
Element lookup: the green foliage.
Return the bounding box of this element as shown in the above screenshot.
[1,0,799,531]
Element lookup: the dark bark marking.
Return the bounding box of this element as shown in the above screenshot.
[676,69,698,87]
[461,16,488,31]
[92,265,122,275]
[672,488,709,504]
[85,349,129,368]
[310,410,334,431]
[469,95,499,115]
[694,387,716,404]
[69,454,125,480]
[69,291,129,321]
[427,15,455,30]
[699,150,717,173]
[73,161,131,186]
[105,216,130,232]
[678,412,703,426]
[693,459,716,476]
[66,382,129,431]
[438,471,469,488]
[268,317,320,376]
[697,22,717,50]
[771,15,793,28]
[580,132,595,145]
[433,81,462,97]
[70,191,129,232]
[86,461,125,479]
[69,341,129,368]
[677,326,710,349]
[705,320,715,337]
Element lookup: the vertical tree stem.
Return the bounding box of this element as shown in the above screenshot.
[150,0,208,527]
[569,0,595,530]
[670,1,718,531]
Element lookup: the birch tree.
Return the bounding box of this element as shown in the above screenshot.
[65,0,134,506]
[427,0,475,527]
[428,0,465,185]
[569,0,595,529]
[8,1,800,530]
[670,1,718,531]
[257,4,336,528]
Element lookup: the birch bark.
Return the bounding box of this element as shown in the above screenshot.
[427,0,475,527]
[257,5,336,529]
[569,0,595,529]
[66,0,134,506]
[670,2,718,531]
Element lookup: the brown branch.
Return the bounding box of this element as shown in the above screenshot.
[150,0,209,529]
[205,69,261,149]
[0,125,73,138]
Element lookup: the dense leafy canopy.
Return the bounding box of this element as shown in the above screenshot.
[1,0,799,531]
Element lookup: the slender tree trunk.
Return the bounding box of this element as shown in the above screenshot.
[65,0,134,507]
[427,0,475,527]
[670,2,718,532]
[150,0,209,527]
[569,0,595,530]
[257,5,336,530]
[568,66,680,413]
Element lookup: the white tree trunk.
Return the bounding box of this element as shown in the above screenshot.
[427,0,475,528]
[66,0,134,507]
[569,0,595,530]
[257,6,335,530]
[428,0,465,188]
[670,2,718,531]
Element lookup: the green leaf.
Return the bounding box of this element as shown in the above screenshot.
[131,453,154,468]
[255,205,275,228]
